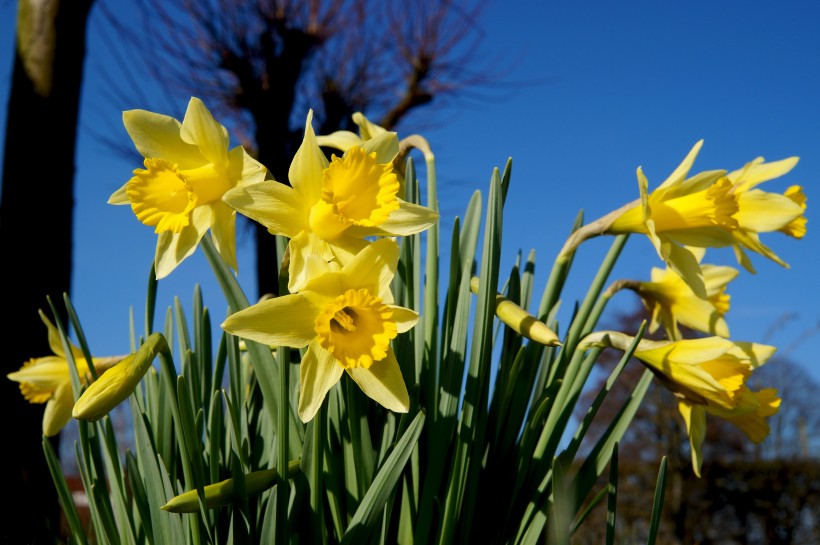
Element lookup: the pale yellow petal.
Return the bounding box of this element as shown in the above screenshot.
[209,202,237,272]
[108,182,131,205]
[328,236,371,268]
[342,238,399,295]
[288,231,335,293]
[726,341,776,369]
[352,112,388,140]
[43,381,75,437]
[388,306,420,333]
[349,200,439,237]
[657,140,704,190]
[153,212,209,279]
[673,295,730,338]
[298,342,344,422]
[228,146,268,188]
[678,401,706,477]
[289,110,327,205]
[346,348,409,413]
[732,230,788,269]
[359,132,399,164]
[223,180,307,238]
[729,156,799,193]
[122,109,203,168]
[7,356,69,391]
[221,294,318,348]
[180,97,229,166]
[736,190,804,233]
[662,241,707,299]
[316,130,363,151]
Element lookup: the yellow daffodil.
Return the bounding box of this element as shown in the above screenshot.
[626,248,738,340]
[7,311,124,436]
[679,387,780,476]
[580,331,778,476]
[605,140,736,298]
[73,333,167,421]
[725,155,807,272]
[221,238,418,422]
[222,110,439,292]
[108,97,267,279]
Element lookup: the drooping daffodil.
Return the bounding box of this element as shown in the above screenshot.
[622,248,739,340]
[604,140,737,298]
[222,110,439,292]
[221,238,417,422]
[580,331,779,476]
[725,155,807,272]
[108,97,267,279]
[7,311,125,436]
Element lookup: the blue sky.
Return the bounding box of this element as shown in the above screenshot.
[1,0,818,390]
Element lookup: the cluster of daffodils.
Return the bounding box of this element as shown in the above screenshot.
[582,141,806,475]
[7,97,807,484]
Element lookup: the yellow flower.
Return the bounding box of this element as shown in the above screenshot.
[222,110,439,292]
[108,97,267,279]
[630,248,738,340]
[726,156,807,272]
[606,140,737,298]
[73,333,167,421]
[679,387,780,476]
[7,311,124,436]
[580,331,778,476]
[221,239,418,422]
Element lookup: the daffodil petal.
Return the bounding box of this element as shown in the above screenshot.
[678,401,706,477]
[349,200,439,237]
[289,110,327,204]
[327,236,370,268]
[662,241,707,299]
[736,190,804,232]
[346,348,409,413]
[43,381,75,437]
[352,112,388,140]
[108,182,130,205]
[658,140,703,190]
[288,231,335,293]
[122,109,203,168]
[316,130,363,152]
[209,202,237,272]
[221,294,318,348]
[359,132,399,164]
[223,180,307,238]
[726,341,776,369]
[388,306,420,333]
[341,238,400,295]
[229,146,268,188]
[154,212,209,279]
[298,342,344,422]
[729,156,798,193]
[180,97,229,167]
[732,230,788,268]
[7,356,70,390]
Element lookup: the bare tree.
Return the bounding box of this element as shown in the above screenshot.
[0,0,95,541]
[98,0,497,296]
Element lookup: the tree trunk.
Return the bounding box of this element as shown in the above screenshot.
[0,0,93,541]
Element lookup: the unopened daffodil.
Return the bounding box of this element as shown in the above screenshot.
[725,155,807,272]
[222,110,438,292]
[7,311,124,436]
[221,238,417,422]
[108,97,267,279]
[580,331,778,476]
